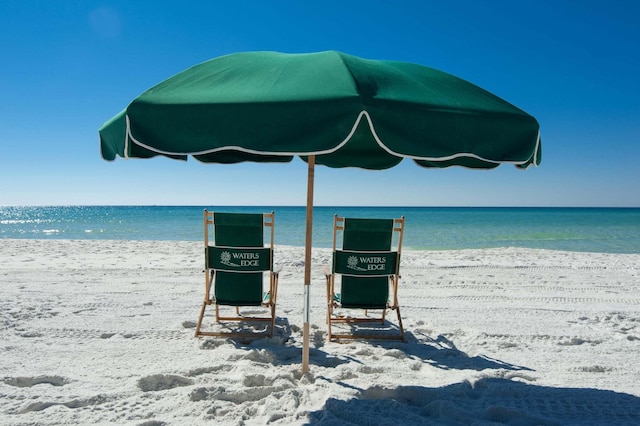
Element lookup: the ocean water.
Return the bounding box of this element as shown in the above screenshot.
[1,206,639,254]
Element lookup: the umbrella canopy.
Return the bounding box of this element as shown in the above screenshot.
[99,50,541,373]
[100,50,540,169]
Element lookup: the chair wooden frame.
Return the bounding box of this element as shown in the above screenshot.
[195,210,279,339]
[325,215,406,342]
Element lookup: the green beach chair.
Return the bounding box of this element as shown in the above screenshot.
[195,210,279,338]
[324,215,406,342]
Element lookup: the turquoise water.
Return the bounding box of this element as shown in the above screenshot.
[1,206,639,253]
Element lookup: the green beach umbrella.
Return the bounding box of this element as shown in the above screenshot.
[99,50,541,372]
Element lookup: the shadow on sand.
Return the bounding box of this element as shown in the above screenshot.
[401,332,533,372]
[200,316,353,369]
[304,331,639,424]
[199,323,640,424]
[305,378,640,425]
[202,319,531,372]
[332,330,532,372]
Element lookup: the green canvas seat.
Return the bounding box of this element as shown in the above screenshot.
[325,215,405,341]
[195,210,279,338]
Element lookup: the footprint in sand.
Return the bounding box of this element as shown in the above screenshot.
[137,374,193,392]
[4,375,68,387]
[182,321,197,329]
[18,395,109,413]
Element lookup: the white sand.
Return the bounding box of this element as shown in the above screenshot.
[2,239,640,425]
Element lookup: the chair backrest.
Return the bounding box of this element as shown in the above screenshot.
[332,216,404,308]
[204,211,274,306]
[212,212,265,247]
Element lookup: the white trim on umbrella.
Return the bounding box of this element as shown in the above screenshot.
[124,111,540,167]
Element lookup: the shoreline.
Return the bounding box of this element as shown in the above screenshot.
[3,206,640,254]
[4,237,640,255]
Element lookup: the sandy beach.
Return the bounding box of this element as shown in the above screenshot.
[1,239,640,425]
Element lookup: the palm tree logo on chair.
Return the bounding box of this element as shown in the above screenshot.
[220,251,240,267]
[347,255,367,272]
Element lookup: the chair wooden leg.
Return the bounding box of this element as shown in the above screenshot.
[327,303,333,341]
[194,302,208,337]
[269,302,276,337]
[325,276,333,325]
[396,306,405,342]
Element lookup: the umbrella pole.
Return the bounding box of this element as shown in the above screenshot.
[302,155,315,374]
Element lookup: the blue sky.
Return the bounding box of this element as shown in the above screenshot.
[1,1,639,207]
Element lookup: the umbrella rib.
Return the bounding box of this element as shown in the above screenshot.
[124,114,131,158]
